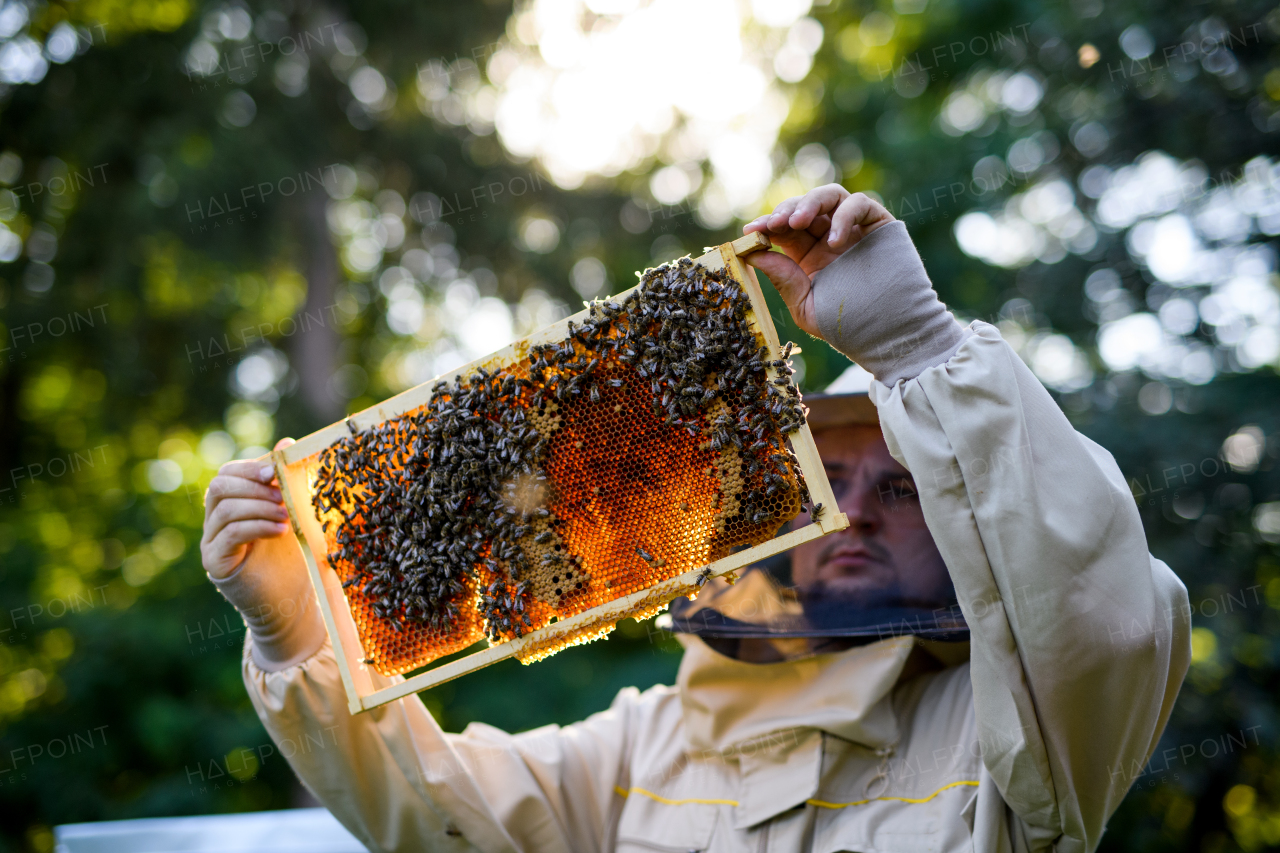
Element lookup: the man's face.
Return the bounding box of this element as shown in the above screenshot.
[791,424,952,606]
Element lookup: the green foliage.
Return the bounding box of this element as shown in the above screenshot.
[0,0,1277,851]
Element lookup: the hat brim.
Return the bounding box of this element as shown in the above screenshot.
[803,392,880,430]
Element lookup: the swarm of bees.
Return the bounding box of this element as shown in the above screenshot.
[311,256,816,675]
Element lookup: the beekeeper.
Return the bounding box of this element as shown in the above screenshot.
[201,185,1190,853]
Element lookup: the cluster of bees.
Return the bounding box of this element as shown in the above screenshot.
[311,256,814,674]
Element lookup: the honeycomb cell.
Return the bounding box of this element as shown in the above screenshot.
[309,256,812,676]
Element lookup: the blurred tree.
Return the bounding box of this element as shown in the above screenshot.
[1,0,1278,851]
[0,1,697,848]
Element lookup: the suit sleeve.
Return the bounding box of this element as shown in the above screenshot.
[867,323,1191,852]
[243,638,642,853]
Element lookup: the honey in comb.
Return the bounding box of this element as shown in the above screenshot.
[310,256,812,675]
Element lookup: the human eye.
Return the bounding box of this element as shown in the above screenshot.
[875,475,917,506]
[825,473,851,501]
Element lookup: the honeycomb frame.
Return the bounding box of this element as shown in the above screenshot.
[273,233,849,714]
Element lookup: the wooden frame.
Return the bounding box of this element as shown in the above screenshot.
[273,233,850,714]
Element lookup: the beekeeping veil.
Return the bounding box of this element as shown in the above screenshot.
[665,365,969,660]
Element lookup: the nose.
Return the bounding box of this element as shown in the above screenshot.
[838,480,883,537]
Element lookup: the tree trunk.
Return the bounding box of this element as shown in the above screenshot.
[291,185,343,427]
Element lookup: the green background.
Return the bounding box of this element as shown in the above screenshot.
[1,0,1278,851]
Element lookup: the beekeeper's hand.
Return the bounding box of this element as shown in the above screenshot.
[741,185,894,338]
[742,184,967,386]
[201,437,327,670]
[201,437,294,580]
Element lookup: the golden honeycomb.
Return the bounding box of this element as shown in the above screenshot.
[308,257,811,676]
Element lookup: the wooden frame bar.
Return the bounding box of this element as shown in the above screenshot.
[274,233,849,713]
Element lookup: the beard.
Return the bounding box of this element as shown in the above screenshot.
[799,535,898,600]
[796,536,959,627]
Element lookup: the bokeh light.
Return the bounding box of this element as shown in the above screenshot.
[480,0,821,224]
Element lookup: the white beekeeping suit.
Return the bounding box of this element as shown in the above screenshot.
[213,212,1190,853]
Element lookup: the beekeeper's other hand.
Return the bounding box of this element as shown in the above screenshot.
[201,437,326,670]
[741,185,894,338]
[201,437,294,580]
